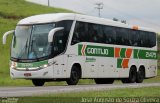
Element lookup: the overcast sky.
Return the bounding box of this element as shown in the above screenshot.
[27,0,160,32]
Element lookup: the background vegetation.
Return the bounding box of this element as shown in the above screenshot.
[0,0,72,86]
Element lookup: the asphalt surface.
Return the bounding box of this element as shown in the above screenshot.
[0,83,160,97]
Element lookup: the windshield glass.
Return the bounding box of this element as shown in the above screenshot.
[11,23,55,60]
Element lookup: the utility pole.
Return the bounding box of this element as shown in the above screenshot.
[48,0,50,7]
[95,2,103,17]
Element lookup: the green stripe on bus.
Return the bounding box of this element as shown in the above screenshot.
[134,49,139,59]
[137,50,157,59]
[17,60,48,68]
[78,44,157,60]
[78,44,83,55]
[120,48,126,58]
[117,59,123,68]
[79,44,114,57]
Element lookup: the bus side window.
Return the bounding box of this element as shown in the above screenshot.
[149,32,156,47]
[139,31,145,47]
[71,22,88,45]
[116,28,129,46]
[71,22,80,45]
[88,23,99,43]
[52,30,64,56]
[97,25,104,43]
[103,26,116,44]
[129,30,138,46]
[116,28,123,45]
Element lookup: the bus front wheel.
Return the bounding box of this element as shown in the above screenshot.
[32,79,45,86]
[66,66,81,85]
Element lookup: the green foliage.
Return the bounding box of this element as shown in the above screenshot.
[0,0,72,86]
[0,0,71,18]
[40,87,160,97]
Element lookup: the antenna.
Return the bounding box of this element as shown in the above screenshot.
[95,2,103,17]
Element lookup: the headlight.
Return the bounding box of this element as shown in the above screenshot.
[11,65,17,69]
[39,63,50,69]
[39,62,55,69]
[11,62,17,69]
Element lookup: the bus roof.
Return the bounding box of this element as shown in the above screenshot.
[18,13,155,32]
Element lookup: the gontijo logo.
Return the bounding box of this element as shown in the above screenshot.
[78,44,157,69]
[78,44,114,57]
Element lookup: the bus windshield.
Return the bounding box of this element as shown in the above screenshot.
[11,23,55,61]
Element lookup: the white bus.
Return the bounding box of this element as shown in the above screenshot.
[3,13,157,86]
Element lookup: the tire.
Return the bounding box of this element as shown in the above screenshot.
[32,79,45,86]
[94,78,114,84]
[136,67,145,83]
[121,66,137,83]
[128,67,137,83]
[66,66,81,85]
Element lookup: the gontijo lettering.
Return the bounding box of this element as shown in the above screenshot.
[87,48,109,55]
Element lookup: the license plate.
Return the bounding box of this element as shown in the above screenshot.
[24,73,32,77]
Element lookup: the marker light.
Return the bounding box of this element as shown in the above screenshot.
[132,26,139,30]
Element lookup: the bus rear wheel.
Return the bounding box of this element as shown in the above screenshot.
[32,79,45,86]
[94,78,114,84]
[121,66,137,83]
[66,66,81,85]
[136,67,145,83]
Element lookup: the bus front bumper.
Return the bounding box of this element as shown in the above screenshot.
[10,66,53,79]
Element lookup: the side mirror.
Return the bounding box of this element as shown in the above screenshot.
[48,27,64,42]
[2,30,15,44]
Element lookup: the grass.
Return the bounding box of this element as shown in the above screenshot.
[0,87,159,103]
[40,86,160,97]
[0,0,72,86]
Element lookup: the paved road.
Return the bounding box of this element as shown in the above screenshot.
[0,83,160,97]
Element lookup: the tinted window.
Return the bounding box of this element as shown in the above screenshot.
[116,28,129,45]
[149,32,156,47]
[71,21,156,48]
[129,30,139,46]
[71,22,88,45]
[56,20,73,46]
[103,26,116,44]
[139,31,147,47]
[54,20,73,55]
[88,23,104,43]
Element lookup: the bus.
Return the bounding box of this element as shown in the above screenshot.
[3,13,157,86]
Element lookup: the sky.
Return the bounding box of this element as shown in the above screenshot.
[26,0,160,32]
